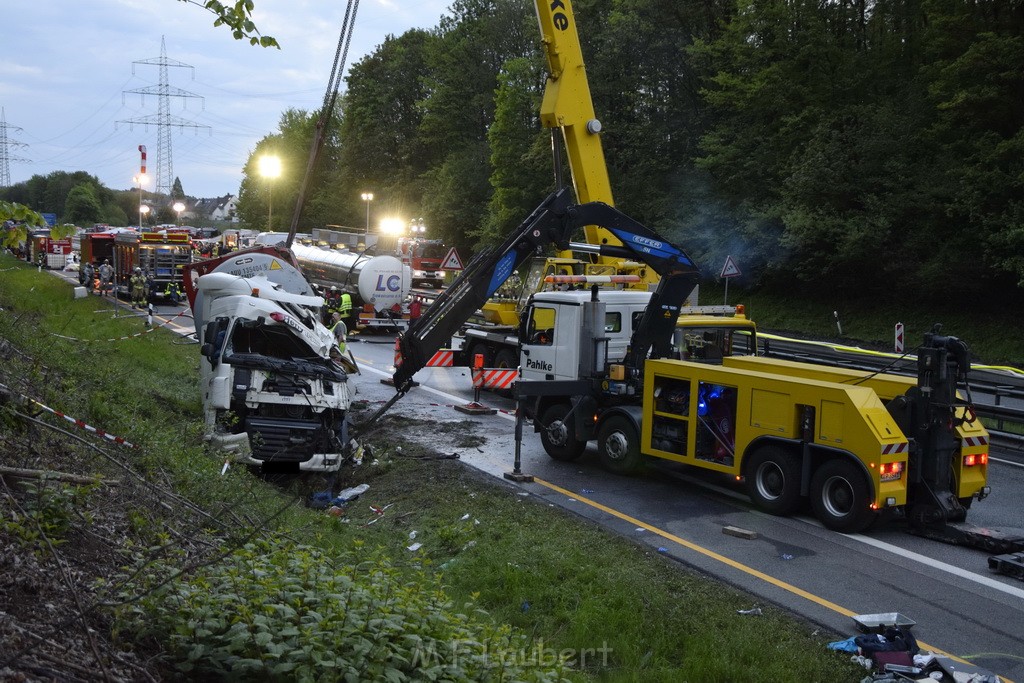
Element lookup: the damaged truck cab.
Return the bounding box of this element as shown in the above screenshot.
[186,248,353,472]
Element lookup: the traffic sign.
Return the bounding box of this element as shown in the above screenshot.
[441,247,464,270]
[895,322,905,353]
[720,255,741,278]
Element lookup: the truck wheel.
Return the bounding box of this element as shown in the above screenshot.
[745,446,801,515]
[494,348,517,370]
[598,415,643,475]
[809,459,875,532]
[539,404,586,461]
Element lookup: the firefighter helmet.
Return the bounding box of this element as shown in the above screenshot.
[134,267,142,274]
[330,286,338,292]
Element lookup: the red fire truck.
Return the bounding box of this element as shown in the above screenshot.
[112,230,192,301]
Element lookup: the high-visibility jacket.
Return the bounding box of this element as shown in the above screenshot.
[339,293,352,315]
[330,320,347,354]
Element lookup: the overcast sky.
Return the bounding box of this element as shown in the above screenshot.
[1,0,452,200]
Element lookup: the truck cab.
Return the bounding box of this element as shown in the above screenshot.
[519,289,758,384]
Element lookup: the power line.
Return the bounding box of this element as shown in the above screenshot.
[118,36,210,196]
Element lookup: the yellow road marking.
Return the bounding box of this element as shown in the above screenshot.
[532,477,1011,681]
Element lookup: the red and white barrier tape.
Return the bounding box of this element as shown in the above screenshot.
[51,309,191,343]
[0,382,137,449]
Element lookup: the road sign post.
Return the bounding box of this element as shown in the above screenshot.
[720,255,741,304]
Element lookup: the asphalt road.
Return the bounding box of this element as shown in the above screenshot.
[345,334,1024,682]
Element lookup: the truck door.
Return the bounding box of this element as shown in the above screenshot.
[520,303,580,382]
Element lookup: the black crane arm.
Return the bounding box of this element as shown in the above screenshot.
[391,188,701,390]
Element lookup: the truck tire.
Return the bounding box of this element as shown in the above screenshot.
[598,415,643,475]
[539,403,586,461]
[493,348,517,370]
[809,459,876,533]
[745,446,801,515]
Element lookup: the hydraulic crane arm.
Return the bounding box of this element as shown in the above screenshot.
[392,189,700,390]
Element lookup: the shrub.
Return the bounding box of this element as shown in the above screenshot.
[109,538,569,682]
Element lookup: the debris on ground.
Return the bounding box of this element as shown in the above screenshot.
[827,613,1000,682]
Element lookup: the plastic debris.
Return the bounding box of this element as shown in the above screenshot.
[460,513,470,521]
[737,607,762,616]
[657,547,668,553]
[309,491,333,510]
[328,506,345,517]
[635,527,645,533]
[580,488,594,494]
[521,601,531,613]
[850,654,873,669]
[407,542,422,552]
[333,483,369,505]
[781,553,794,560]
[409,530,418,540]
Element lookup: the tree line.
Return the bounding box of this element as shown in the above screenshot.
[234,0,1022,303]
[7,0,1021,303]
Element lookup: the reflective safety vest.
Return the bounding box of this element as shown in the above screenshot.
[330,320,347,354]
[339,293,352,315]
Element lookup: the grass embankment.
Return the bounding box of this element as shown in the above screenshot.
[0,258,860,680]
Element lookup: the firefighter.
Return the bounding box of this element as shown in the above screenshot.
[130,267,147,308]
[329,312,347,354]
[339,290,353,327]
[80,261,94,289]
[164,281,183,304]
[98,259,114,296]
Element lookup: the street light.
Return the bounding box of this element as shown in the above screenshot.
[259,155,282,230]
[140,204,150,228]
[133,173,148,228]
[173,201,185,227]
[360,192,374,232]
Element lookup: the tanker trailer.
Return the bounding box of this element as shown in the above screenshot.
[288,242,411,331]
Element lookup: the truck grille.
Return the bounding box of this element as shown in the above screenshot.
[245,417,328,463]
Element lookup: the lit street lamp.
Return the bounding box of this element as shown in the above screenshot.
[361,192,374,232]
[173,201,185,226]
[140,204,150,228]
[133,173,148,228]
[259,155,282,230]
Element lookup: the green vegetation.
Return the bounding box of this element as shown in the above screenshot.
[0,258,861,679]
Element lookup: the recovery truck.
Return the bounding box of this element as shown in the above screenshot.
[182,245,356,472]
[390,188,997,540]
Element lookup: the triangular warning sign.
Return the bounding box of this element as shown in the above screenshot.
[720,255,741,278]
[269,259,282,270]
[441,247,464,271]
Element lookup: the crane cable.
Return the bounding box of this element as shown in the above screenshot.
[286,0,361,248]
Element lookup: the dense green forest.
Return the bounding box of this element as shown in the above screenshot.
[7,0,1022,304]
[232,0,1023,303]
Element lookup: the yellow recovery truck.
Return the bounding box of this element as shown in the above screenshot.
[375,0,1004,549]
[390,186,995,541]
